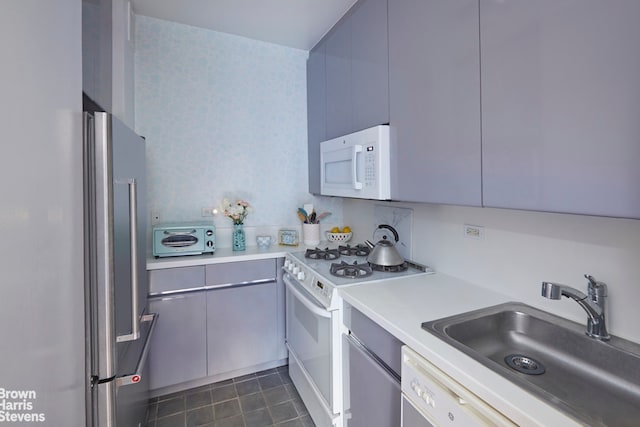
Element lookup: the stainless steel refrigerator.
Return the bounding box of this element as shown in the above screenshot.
[84,110,157,427]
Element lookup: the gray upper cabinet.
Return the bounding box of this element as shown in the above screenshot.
[308,0,389,192]
[325,15,353,140]
[82,0,112,111]
[480,0,640,218]
[350,0,389,134]
[307,44,326,194]
[388,0,482,205]
[83,0,135,126]
[316,0,389,142]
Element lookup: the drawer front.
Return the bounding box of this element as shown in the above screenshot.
[149,266,205,295]
[205,259,276,286]
[344,303,404,376]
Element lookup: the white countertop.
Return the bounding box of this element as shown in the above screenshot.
[146,244,302,270]
[339,273,582,427]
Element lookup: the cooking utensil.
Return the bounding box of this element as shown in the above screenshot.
[373,224,399,242]
[297,208,309,223]
[316,212,331,222]
[364,239,430,272]
[364,239,405,267]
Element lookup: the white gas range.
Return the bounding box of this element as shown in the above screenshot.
[283,245,433,427]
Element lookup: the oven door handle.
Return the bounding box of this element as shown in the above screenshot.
[284,276,331,319]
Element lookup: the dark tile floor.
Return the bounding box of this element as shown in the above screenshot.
[146,366,315,427]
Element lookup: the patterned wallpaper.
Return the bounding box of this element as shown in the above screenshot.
[134,16,342,237]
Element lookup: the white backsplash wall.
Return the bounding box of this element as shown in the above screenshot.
[134,16,342,242]
[344,199,640,344]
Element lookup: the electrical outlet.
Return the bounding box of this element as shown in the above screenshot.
[463,224,484,240]
[151,209,161,225]
[201,207,215,217]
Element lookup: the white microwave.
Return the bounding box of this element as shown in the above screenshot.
[320,125,392,200]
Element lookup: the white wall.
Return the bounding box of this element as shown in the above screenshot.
[344,199,640,343]
[135,16,342,244]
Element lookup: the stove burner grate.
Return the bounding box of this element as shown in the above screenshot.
[330,261,373,279]
[370,262,408,273]
[338,244,371,257]
[305,248,340,261]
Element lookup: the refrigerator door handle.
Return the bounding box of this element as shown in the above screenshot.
[116,313,158,387]
[116,178,140,343]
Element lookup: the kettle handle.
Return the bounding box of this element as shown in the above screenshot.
[378,224,399,242]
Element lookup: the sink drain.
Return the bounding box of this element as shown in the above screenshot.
[504,354,546,375]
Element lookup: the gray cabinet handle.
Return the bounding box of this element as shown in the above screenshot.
[116,313,158,387]
[117,178,140,343]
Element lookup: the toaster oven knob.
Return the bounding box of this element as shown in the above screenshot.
[206,240,214,248]
[206,229,214,236]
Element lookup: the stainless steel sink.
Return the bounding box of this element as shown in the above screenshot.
[422,302,640,427]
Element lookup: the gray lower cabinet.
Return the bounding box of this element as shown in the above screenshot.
[148,291,208,391]
[480,0,640,218]
[147,259,286,393]
[206,282,280,375]
[388,0,481,206]
[206,259,286,378]
[343,304,403,427]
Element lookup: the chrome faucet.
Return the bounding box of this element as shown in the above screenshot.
[541,274,610,341]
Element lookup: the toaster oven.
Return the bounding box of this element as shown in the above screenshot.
[152,222,216,257]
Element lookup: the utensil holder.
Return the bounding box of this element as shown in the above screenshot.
[302,223,320,246]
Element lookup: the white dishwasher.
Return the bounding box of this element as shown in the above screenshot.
[401,346,516,427]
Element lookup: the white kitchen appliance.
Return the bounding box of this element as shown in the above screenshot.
[401,346,516,426]
[283,246,432,426]
[320,125,392,200]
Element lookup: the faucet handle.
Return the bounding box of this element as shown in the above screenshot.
[584,274,597,287]
[585,274,607,300]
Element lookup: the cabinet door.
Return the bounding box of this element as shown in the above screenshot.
[351,0,389,133]
[82,0,112,111]
[307,43,326,194]
[388,0,481,205]
[111,0,135,127]
[148,292,207,391]
[481,0,640,218]
[207,282,280,376]
[325,15,353,140]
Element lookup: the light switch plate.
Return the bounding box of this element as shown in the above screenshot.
[373,205,413,260]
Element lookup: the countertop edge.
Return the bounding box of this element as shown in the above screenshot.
[146,245,301,270]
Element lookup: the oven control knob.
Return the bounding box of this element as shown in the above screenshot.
[292,266,300,274]
[297,271,305,280]
[284,259,290,268]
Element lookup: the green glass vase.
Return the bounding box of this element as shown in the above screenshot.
[232,223,246,251]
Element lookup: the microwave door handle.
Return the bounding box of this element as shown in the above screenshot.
[116,178,140,343]
[352,144,363,190]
